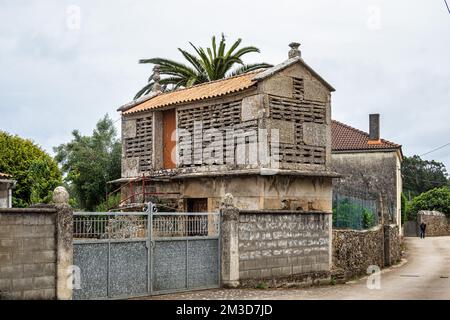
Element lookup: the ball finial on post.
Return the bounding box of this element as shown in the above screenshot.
[52,186,70,205]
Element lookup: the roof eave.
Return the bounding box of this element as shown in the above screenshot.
[332,147,402,153]
[117,92,161,113]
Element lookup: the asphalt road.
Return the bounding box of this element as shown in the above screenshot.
[144,236,450,300]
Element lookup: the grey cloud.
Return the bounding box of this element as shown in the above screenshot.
[0,0,449,167]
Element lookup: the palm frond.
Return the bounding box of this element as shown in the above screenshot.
[136,35,271,99]
[228,63,273,77]
[135,82,154,99]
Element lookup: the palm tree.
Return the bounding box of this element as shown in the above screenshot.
[135,34,272,99]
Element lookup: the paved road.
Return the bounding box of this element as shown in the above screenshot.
[144,237,450,300]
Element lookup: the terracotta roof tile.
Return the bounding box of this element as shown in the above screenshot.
[123,71,260,115]
[332,120,401,151]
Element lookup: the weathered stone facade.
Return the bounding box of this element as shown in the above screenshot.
[417,211,450,237]
[237,210,331,286]
[332,151,402,227]
[332,224,401,280]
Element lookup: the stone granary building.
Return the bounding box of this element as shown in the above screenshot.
[0,172,15,209]
[115,43,340,213]
[331,115,403,230]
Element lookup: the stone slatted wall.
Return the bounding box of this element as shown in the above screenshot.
[123,115,153,172]
[238,211,331,286]
[0,209,57,300]
[177,99,259,168]
[269,77,327,166]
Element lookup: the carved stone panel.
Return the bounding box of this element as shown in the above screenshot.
[268,119,295,144]
[241,94,264,121]
[122,157,139,178]
[303,122,327,147]
[123,119,137,139]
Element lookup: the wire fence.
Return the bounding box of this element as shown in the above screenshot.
[332,193,379,230]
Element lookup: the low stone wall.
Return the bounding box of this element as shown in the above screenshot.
[417,211,450,237]
[237,210,331,287]
[332,224,402,280]
[384,225,401,266]
[0,192,73,300]
[332,226,384,279]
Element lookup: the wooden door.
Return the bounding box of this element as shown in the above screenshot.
[187,198,208,212]
[163,109,176,169]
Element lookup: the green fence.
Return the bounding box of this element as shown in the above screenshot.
[332,193,379,230]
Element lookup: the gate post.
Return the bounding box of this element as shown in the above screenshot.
[52,187,74,300]
[220,194,240,288]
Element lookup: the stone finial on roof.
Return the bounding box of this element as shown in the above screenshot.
[152,65,162,93]
[288,42,301,58]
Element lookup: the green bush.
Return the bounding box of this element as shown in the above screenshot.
[362,208,375,229]
[409,187,450,220]
[95,194,121,212]
[0,131,62,207]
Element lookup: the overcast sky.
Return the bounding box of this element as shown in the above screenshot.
[0,0,449,169]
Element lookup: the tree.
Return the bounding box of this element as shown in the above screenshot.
[0,131,62,207]
[54,115,122,211]
[402,155,448,198]
[409,187,450,220]
[401,192,409,223]
[135,34,273,99]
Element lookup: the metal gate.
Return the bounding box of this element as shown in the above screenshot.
[73,203,220,300]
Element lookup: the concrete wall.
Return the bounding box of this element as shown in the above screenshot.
[332,224,401,280]
[0,200,73,300]
[332,151,401,227]
[236,210,331,286]
[135,175,333,213]
[417,211,450,237]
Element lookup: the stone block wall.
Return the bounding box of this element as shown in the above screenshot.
[237,211,331,286]
[0,204,73,300]
[417,211,450,237]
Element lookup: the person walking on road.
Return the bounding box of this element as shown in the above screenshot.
[419,222,427,239]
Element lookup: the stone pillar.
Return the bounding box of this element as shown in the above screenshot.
[52,187,73,300]
[220,194,240,288]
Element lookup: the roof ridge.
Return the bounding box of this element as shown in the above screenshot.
[332,119,401,148]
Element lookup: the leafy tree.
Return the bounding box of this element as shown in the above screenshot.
[0,131,62,207]
[401,192,409,223]
[135,34,273,98]
[402,155,448,198]
[409,187,450,220]
[54,115,121,211]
